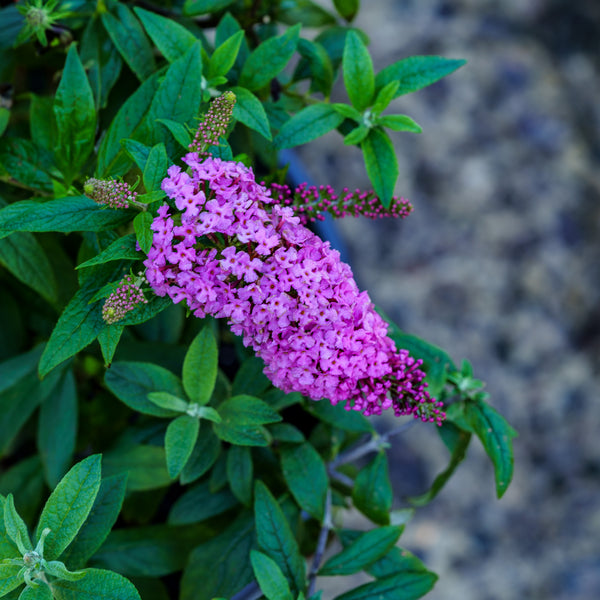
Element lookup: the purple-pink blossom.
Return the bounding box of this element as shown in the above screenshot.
[143,153,444,424]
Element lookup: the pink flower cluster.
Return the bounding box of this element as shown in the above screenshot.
[102,274,147,324]
[144,153,444,423]
[84,178,137,209]
[269,182,413,225]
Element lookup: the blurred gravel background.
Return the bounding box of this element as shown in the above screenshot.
[299,1,600,598]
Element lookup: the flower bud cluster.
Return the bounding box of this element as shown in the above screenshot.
[189,91,236,154]
[102,274,148,324]
[269,182,413,224]
[143,153,444,424]
[84,178,137,209]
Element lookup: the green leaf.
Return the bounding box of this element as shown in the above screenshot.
[333,0,359,21]
[168,479,238,525]
[43,561,85,581]
[30,95,57,155]
[0,457,45,527]
[250,550,293,600]
[180,424,221,484]
[53,45,96,183]
[147,392,188,413]
[306,401,373,433]
[102,445,171,492]
[231,87,272,141]
[0,564,22,597]
[184,0,236,15]
[361,128,398,208]
[0,346,43,394]
[37,369,78,488]
[0,197,132,237]
[36,454,102,561]
[120,139,152,172]
[76,234,141,270]
[213,395,281,446]
[165,415,200,478]
[0,107,9,137]
[209,30,244,78]
[280,443,328,520]
[268,423,305,443]
[80,17,123,110]
[0,232,59,306]
[295,38,333,97]
[18,582,52,600]
[52,568,140,600]
[231,356,270,397]
[343,124,370,145]
[377,114,422,133]
[142,143,168,193]
[156,119,192,149]
[101,5,155,82]
[146,43,203,148]
[333,570,437,600]
[343,30,374,111]
[277,1,336,27]
[105,361,185,417]
[254,482,305,596]
[352,452,392,525]
[371,80,400,115]
[0,495,19,558]
[134,7,197,62]
[133,212,153,256]
[0,138,54,193]
[408,423,471,506]
[4,494,32,552]
[97,71,161,177]
[182,327,218,406]
[320,526,402,576]
[227,445,253,506]
[60,474,127,569]
[180,514,254,600]
[448,400,517,498]
[273,104,344,149]
[239,25,300,91]
[375,55,466,98]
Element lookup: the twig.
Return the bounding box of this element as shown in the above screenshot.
[307,489,332,597]
[231,581,261,600]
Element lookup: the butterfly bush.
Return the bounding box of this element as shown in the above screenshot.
[143,153,445,424]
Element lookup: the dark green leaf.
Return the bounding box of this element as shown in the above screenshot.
[367,545,435,588]
[168,479,238,525]
[53,45,96,183]
[0,457,45,526]
[239,25,300,91]
[105,361,185,417]
[52,568,140,600]
[0,232,58,306]
[76,234,141,270]
[280,443,328,520]
[278,0,336,27]
[165,415,200,478]
[80,17,122,110]
[250,550,293,600]
[343,30,374,111]
[98,71,162,177]
[0,496,19,558]
[231,356,270,397]
[306,400,374,433]
[375,55,466,98]
[61,474,127,569]
[156,119,192,149]
[18,582,52,600]
[132,212,153,256]
[0,564,22,597]
[0,107,9,137]
[101,5,155,82]
[333,570,437,600]
[142,143,168,193]
[134,7,197,62]
[0,138,54,193]
[231,87,272,141]
[254,482,305,596]
[295,39,334,97]
[213,395,281,446]
[30,95,56,154]
[0,345,44,394]
[184,0,236,15]
[268,423,305,443]
[408,423,471,506]
[180,424,221,484]
[37,369,78,488]
[182,326,218,406]
[227,445,253,506]
[180,514,254,600]
[121,139,152,172]
[333,0,359,21]
[377,114,422,133]
[36,454,102,561]
[361,128,398,208]
[102,445,171,492]
[320,526,402,575]
[209,30,244,78]
[274,104,344,149]
[352,452,392,525]
[0,197,132,237]
[117,295,171,327]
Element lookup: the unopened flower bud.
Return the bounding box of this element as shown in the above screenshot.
[84,178,137,210]
[189,91,236,154]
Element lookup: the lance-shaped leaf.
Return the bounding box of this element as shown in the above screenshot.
[333,0,359,22]
[227,445,253,506]
[143,143,168,193]
[209,30,244,78]
[76,234,141,270]
[19,582,53,599]
[250,550,294,600]
[36,454,102,561]
[0,564,24,597]
[0,137,54,193]
[165,415,200,478]
[343,30,374,111]
[102,445,171,492]
[294,38,333,97]
[361,128,398,208]
[4,494,32,552]
[352,452,392,525]
[273,104,344,149]
[156,119,192,149]
[333,569,437,600]
[182,327,218,406]
[231,87,272,141]
[52,568,141,600]
[184,0,236,15]
[133,212,153,255]
[180,424,221,484]
[168,480,238,525]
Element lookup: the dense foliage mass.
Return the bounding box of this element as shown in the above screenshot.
[0,1,516,599]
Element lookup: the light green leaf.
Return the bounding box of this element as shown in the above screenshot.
[343,124,370,145]
[280,443,328,520]
[165,416,200,478]
[250,550,293,600]
[231,87,272,141]
[372,80,400,115]
[182,327,218,406]
[4,494,32,552]
[43,561,85,581]
[343,30,374,111]
[273,104,344,149]
[208,30,244,78]
[147,392,188,413]
[239,25,300,91]
[134,7,197,62]
[226,445,253,506]
[18,582,52,600]
[133,212,153,255]
[52,568,141,600]
[361,128,398,208]
[36,454,102,561]
[377,114,422,133]
[0,564,22,597]
[352,452,392,525]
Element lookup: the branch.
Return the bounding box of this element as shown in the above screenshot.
[307,488,332,597]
